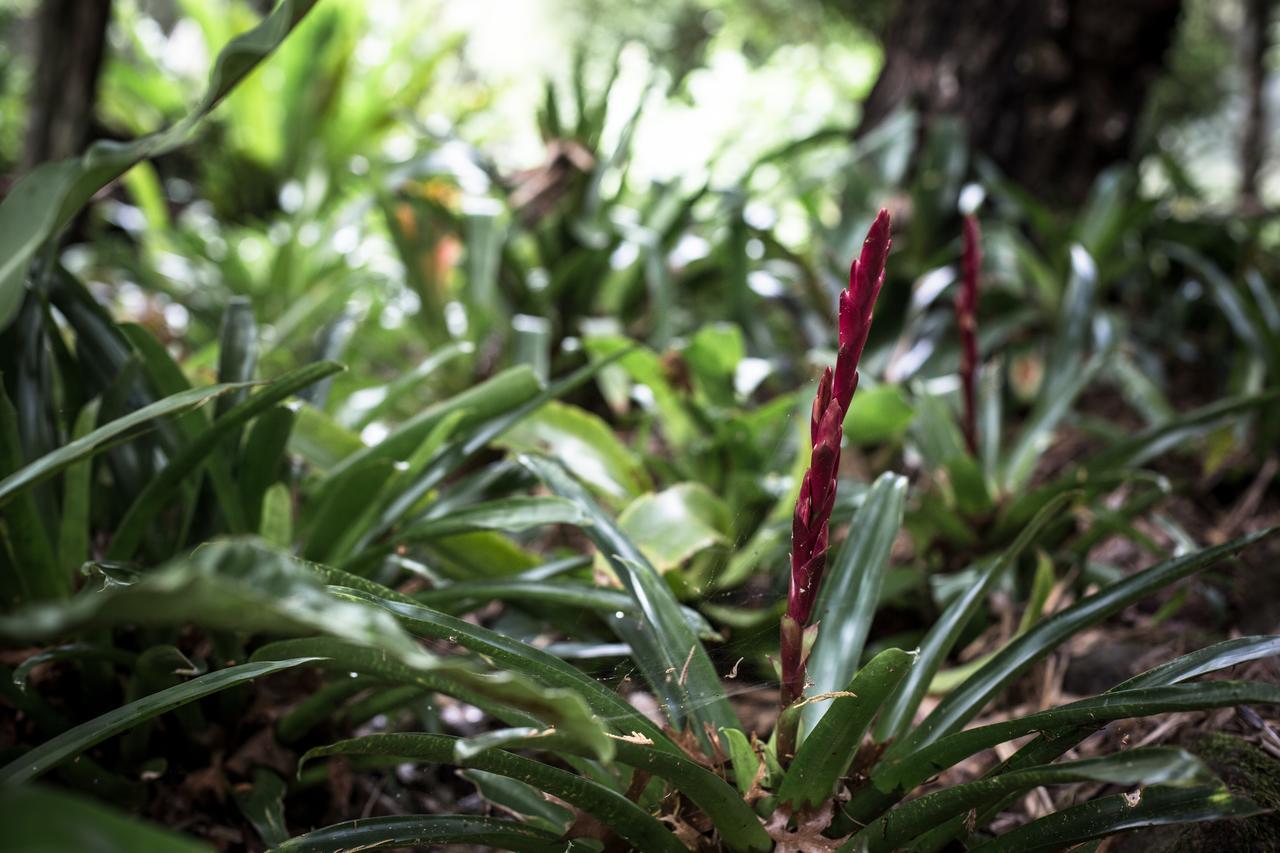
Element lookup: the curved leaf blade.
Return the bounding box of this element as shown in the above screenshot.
[0,657,316,783]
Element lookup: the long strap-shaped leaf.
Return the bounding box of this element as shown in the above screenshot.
[363,349,630,545]
[0,784,209,852]
[254,638,770,851]
[801,473,907,737]
[877,680,1280,793]
[845,747,1212,852]
[779,648,913,811]
[0,382,247,507]
[107,361,343,559]
[964,784,1264,853]
[521,453,737,740]
[273,815,565,853]
[908,634,1280,852]
[300,733,685,853]
[302,561,677,752]
[0,657,318,783]
[0,0,319,328]
[893,527,1274,757]
[415,578,719,639]
[874,492,1073,745]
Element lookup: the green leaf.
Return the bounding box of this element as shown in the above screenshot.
[232,768,289,848]
[287,403,363,470]
[684,322,745,406]
[0,657,316,783]
[274,815,566,853]
[415,578,719,640]
[873,492,1073,746]
[802,473,907,736]
[214,297,258,416]
[848,747,1213,852]
[0,784,209,852]
[462,769,574,834]
[520,454,737,741]
[259,482,293,546]
[1084,390,1280,474]
[56,401,100,578]
[300,733,685,853]
[335,342,472,429]
[301,457,398,562]
[107,361,343,559]
[616,483,730,572]
[879,681,1280,795]
[0,382,61,604]
[780,648,914,811]
[722,727,762,796]
[0,381,245,508]
[399,496,593,542]
[964,785,1264,853]
[0,0,320,328]
[237,404,295,531]
[295,563,674,754]
[845,384,915,446]
[495,400,651,505]
[898,529,1274,756]
[326,365,542,483]
[583,334,698,447]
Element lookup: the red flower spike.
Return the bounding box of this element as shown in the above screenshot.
[957,214,982,455]
[779,209,892,728]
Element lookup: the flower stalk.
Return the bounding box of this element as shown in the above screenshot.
[957,214,981,455]
[778,209,891,759]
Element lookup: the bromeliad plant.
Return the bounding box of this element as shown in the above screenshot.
[3,197,1279,852]
[778,209,891,760]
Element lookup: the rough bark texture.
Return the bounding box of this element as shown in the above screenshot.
[859,0,1182,205]
[1239,0,1271,214]
[21,0,112,169]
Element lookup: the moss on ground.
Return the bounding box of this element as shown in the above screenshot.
[1146,731,1280,852]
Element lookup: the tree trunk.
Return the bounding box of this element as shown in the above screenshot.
[21,0,112,169]
[1239,0,1271,214]
[858,0,1182,205]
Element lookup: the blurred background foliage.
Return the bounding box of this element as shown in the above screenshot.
[0,0,1279,847]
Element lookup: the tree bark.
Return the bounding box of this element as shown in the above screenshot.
[21,0,112,169]
[1239,0,1271,214]
[858,0,1182,205]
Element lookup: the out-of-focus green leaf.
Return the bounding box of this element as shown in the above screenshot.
[232,768,289,848]
[845,384,915,446]
[0,381,61,604]
[0,657,316,783]
[108,361,342,558]
[259,482,293,546]
[55,402,99,578]
[495,400,650,505]
[0,784,209,852]
[326,365,542,483]
[0,381,245,509]
[0,0,320,328]
[399,496,593,543]
[617,483,730,572]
